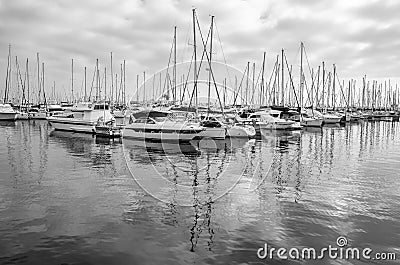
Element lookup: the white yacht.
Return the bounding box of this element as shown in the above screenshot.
[124,111,204,142]
[28,104,48,119]
[47,102,114,133]
[226,124,256,138]
[309,109,341,124]
[47,104,65,117]
[238,109,295,130]
[0,103,18,120]
[224,114,256,138]
[300,110,323,127]
[196,116,226,140]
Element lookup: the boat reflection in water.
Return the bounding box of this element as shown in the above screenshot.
[1,121,400,264]
[122,136,276,253]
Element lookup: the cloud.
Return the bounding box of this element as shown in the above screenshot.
[0,0,399,102]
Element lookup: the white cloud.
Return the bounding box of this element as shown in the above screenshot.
[0,0,399,101]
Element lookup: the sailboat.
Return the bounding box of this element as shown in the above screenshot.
[30,54,47,119]
[297,42,323,127]
[1,45,17,120]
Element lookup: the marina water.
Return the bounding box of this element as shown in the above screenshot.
[0,120,399,264]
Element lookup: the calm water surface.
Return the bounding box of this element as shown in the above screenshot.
[0,120,399,264]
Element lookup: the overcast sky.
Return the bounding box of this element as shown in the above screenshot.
[1,0,400,101]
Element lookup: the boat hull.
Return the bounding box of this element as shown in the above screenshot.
[47,117,95,133]
[301,118,323,127]
[227,125,256,138]
[323,117,342,124]
[123,127,199,142]
[0,112,18,121]
[197,127,226,139]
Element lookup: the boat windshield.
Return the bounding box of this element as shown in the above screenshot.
[153,116,167,122]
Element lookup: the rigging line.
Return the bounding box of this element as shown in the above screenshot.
[88,66,96,101]
[335,71,349,107]
[163,31,175,95]
[301,47,314,107]
[266,58,278,104]
[195,14,225,116]
[232,63,248,106]
[187,16,212,109]
[250,63,263,105]
[181,23,191,63]
[180,52,194,103]
[284,53,300,107]
[214,20,233,89]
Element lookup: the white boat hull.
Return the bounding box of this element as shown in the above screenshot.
[47,117,95,133]
[300,118,323,127]
[323,116,341,124]
[0,112,18,120]
[227,125,256,138]
[260,121,295,130]
[197,127,226,139]
[123,127,199,141]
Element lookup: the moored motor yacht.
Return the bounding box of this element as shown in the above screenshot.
[238,109,295,130]
[226,123,256,138]
[196,115,226,140]
[123,111,204,142]
[306,109,341,124]
[0,103,18,120]
[47,102,114,133]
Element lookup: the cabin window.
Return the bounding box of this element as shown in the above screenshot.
[134,119,146,123]
[146,119,155,124]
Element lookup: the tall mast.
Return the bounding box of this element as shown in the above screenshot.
[173,26,177,103]
[159,72,162,101]
[123,60,126,106]
[37,53,40,104]
[246,61,249,105]
[322,61,325,109]
[26,58,30,105]
[4,44,11,103]
[84,67,87,101]
[143,71,146,102]
[252,62,255,106]
[316,65,320,108]
[207,16,214,113]
[311,68,314,108]
[110,52,113,105]
[136,74,139,102]
[332,64,336,110]
[300,42,303,108]
[71,59,74,102]
[42,62,47,107]
[281,49,284,106]
[96,59,99,101]
[223,78,226,107]
[260,52,266,106]
[361,75,366,109]
[152,74,155,101]
[192,8,198,111]
[115,73,118,105]
[104,67,107,101]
